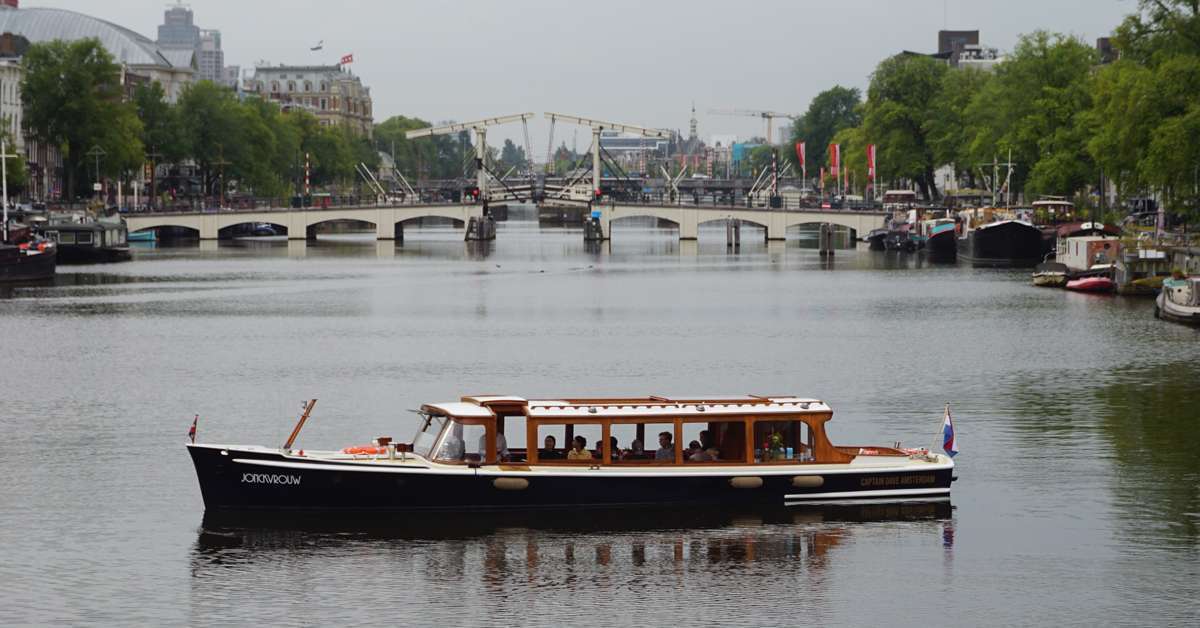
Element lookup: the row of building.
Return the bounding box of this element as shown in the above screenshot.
[0,1,375,200]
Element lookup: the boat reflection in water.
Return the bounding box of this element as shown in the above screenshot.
[193,501,953,575]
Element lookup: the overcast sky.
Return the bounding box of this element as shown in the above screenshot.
[31,0,1136,149]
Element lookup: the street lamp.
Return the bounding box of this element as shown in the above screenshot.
[86,144,107,206]
[211,151,230,209]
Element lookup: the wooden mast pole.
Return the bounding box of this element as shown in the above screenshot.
[283,399,318,451]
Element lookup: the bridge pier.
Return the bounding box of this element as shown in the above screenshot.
[818,223,835,257]
[465,216,496,241]
[726,219,741,249]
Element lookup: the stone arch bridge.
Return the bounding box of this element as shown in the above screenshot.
[124,204,482,241]
[597,204,889,241]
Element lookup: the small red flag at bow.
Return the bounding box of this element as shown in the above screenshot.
[188,414,198,444]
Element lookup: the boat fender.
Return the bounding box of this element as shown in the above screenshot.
[791,475,824,488]
[341,445,387,455]
[729,476,763,489]
[493,477,529,491]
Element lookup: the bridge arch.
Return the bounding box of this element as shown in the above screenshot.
[216,220,288,239]
[610,213,681,229]
[130,223,200,240]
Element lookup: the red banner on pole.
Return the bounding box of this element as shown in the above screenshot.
[867,144,876,177]
[795,142,805,167]
[829,143,840,176]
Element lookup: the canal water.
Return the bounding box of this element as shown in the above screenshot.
[1,208,1197,626]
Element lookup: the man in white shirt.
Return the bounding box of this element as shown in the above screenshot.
[478,431,510,461]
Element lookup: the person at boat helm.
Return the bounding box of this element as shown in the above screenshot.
[567,435,593,460]
[477,430,510,461]
[655,432,674,461]
[540,435,563,460]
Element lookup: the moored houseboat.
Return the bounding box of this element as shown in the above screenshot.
[956,208,1044,267]
[188,395,955,512]
[39,216,130,264]
[921,217,957,261]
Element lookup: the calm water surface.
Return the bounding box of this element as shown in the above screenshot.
[1,209,1197,626]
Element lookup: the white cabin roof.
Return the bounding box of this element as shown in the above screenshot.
[526,400,830,419]
[422,402,495,418]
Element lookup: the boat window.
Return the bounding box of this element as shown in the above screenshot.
[433,420,485,463]
[495,415,527,462]
[682,420,747,463]
[411,413,446,458]
[76,231,93,245]
[608,421,674,463]
[753,420,813,463]
[536,422,602,463]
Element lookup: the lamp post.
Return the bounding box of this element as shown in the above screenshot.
[1,139,15,242]
[211,151,230,209]
[146,149,162,210]
[86,144,107,206]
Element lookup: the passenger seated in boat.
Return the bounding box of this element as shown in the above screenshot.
[655,432,674,461]
[609,436,622,459]
[699,430,720,460]
[478,431,510,461]
[687,440,710,461]
[540,435,563,460]
[567,435,593,460]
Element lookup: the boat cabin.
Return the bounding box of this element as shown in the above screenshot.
[1058,235,1121,272]
[411,395,864,467]
[882,190,918,209]
[42,220,127,249]
[1031,198,1076,224]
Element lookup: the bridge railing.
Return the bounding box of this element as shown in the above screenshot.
[597,192,889,213]
[118,194,476,215]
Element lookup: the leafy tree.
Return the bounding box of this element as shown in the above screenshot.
[133,82,186,163]
[962,32,1097,198]
[497,138,528,174]
[375,116,470,179]
[20,38,143,199]
[863,54,948,199]
[1114,0,1200,64]
[177,81,243,196]
[926,67,992,184]
[0,119,28,196]
[789,86,861,174]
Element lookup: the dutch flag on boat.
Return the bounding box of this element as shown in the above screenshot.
[942,404,958,458]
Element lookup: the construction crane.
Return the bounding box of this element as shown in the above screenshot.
[708,108,797,146]
[405,113,535,201]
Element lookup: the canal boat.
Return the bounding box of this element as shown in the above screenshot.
[1065,275,1115,293]
[865,227,889,251]
[921,217,957,261]
[1,221,57,282]
[956,211,1044,267]
[1032,260,1068,287]
[39,216,131,264]
[1156,277,1200,326]
[187,395,955,512]
[1115,247,1171,296]
[128,229,157,243]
